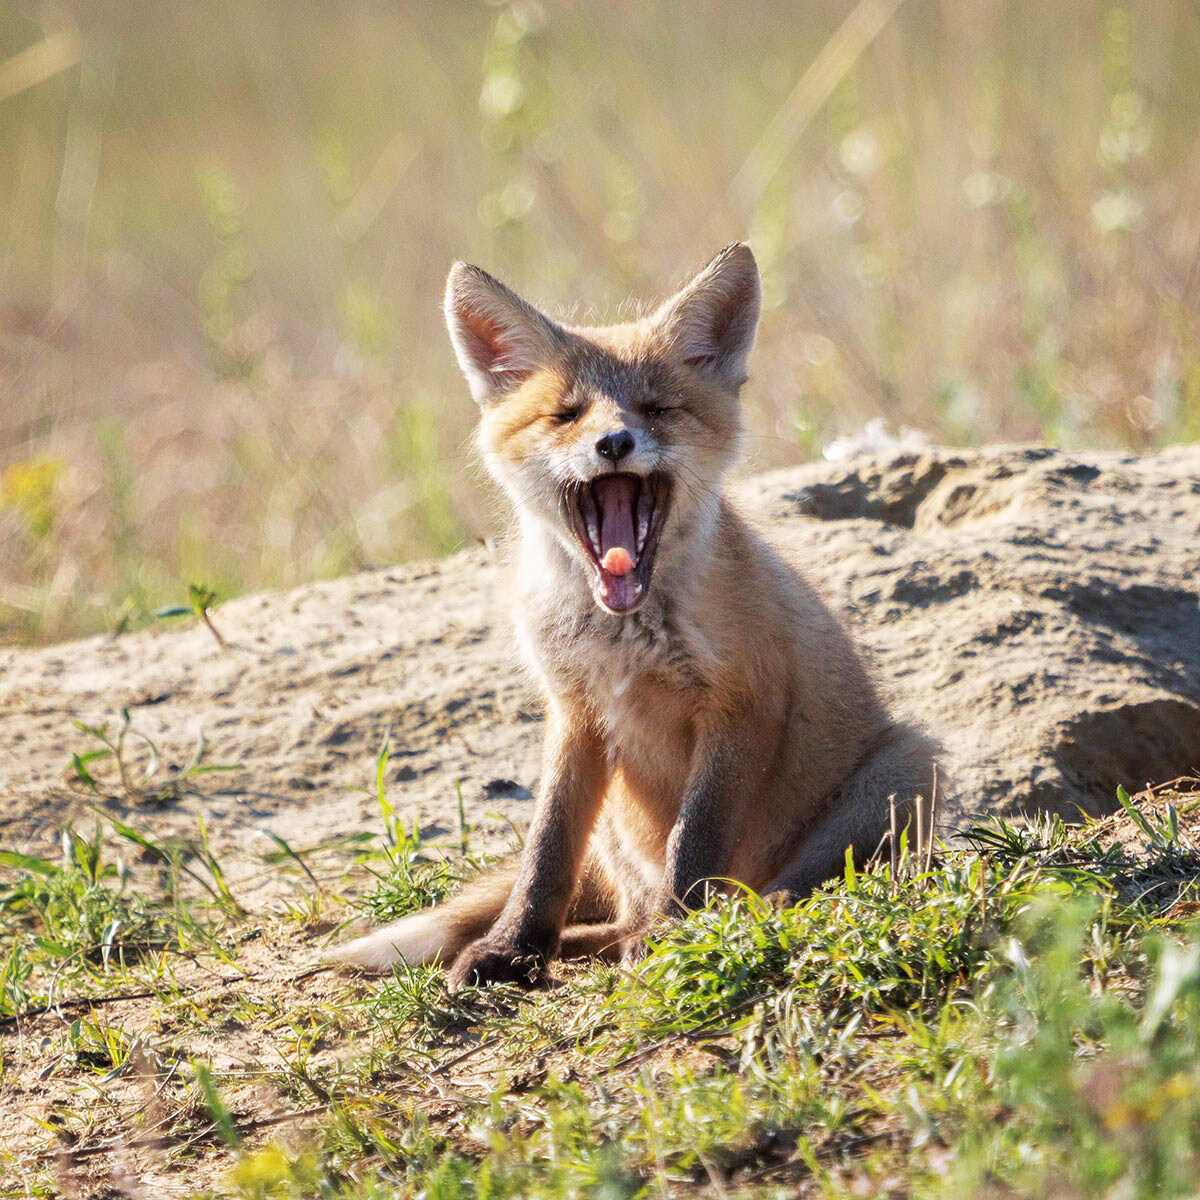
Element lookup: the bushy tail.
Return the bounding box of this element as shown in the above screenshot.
[329,865,517,973]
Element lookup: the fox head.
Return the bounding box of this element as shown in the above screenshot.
[445,244,761,615]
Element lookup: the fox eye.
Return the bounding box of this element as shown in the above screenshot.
[643,404,675,418]
[553,407,582,424]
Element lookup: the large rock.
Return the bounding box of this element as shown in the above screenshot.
[1,445,1197,886]
[745,444,1199,821]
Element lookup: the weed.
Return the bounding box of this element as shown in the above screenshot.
[350,736,486,926]
[67,707,237,807]
[926,901,1200,1199]
[155,583,229,649]
[0,818,234,1018]
[622,850,1070,1042]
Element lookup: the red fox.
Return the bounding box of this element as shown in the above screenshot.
[333,244,937,987]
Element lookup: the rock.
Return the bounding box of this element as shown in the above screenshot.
[1,445,1197,888]
[740,444,1200,824]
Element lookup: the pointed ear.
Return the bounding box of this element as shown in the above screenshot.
[444,263,566,403]
[652,243,761,386]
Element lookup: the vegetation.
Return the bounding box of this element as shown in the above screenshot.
[3,1,1200,642]
[2,764,1200,1198]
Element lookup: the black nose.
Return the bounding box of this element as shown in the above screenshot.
[595,430,635,462]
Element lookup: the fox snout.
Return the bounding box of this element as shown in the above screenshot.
[595,430,635,463]
[576,422,656,482]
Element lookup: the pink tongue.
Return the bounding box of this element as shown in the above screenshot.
[593,476,640,610]
[596,476,638,561]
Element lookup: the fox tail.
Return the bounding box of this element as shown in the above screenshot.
[328,865,517,973]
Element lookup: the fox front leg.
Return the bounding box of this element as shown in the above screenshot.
[657,732,753,917]
[447,710,607,990]
[616,735,751,970]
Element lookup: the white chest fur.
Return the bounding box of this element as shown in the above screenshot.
[513,526,717,728]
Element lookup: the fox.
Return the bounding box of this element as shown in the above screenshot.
[333,243,937,989]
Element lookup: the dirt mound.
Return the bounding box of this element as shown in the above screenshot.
[2,444,1197,891]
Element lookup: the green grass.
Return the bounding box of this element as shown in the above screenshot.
[0,822,236,1020]
[3,1,1200,642]
[3,767,1200,1197]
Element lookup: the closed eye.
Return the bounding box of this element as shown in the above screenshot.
[642,405,679,418]
[552,407,583,424]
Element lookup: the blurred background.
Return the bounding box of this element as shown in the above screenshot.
[2,0,1198,644]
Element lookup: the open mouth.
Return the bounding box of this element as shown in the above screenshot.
[564,473,671,614]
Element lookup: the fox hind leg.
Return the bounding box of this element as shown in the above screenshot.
[766,722,940,900]
[566,851,619,925]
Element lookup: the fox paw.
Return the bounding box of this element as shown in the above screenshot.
[447,938,546,992]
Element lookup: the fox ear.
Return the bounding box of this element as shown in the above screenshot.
[444,263,565,403]
[653,243,761,386]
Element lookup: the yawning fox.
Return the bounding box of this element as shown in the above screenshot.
[334,244,937,988]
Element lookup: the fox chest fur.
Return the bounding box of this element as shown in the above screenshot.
[515,535,715,817]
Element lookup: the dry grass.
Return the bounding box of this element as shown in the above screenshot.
[2,0,1199,641]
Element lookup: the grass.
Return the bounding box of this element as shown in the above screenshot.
[3,1,1200,642]
[3,766,1200,1198]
